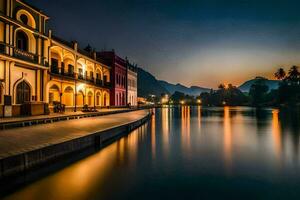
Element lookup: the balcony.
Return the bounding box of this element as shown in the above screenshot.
[87,76,94,83]
[96,79,103,86]
[50,68,111,88]
[61,70,75,78]
[50,66,60,74]
[104,81,112,88]
[14,48,38,63]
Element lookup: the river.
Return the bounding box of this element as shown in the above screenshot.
[2,106,300,199]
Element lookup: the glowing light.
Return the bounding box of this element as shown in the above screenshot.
[197,99,202,104]
[180,100,185,105]
[222,101,226,105]
[77,84,85,92]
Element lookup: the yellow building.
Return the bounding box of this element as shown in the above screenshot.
[0,0,111,117]
[46,36,111,112]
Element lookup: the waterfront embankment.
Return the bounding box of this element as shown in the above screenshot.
[0,109,151,178]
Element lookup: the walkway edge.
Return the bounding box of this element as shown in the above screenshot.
[0,110,152,178]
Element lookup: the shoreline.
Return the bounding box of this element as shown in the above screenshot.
[0,109,152,178]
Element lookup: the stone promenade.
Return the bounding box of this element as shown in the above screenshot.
[0,109,150,160]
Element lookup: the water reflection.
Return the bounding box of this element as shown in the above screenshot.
[162,107,169,154]
[4,106,300,199]
[272,109,282,163]
[151,111,156,160]
[181,106,191,154]
[223,106,232,173]
[197,106,201,130]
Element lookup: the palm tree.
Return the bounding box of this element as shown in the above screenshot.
[274,68,286,80]
[287,65,300,84]
[218,83,225,90]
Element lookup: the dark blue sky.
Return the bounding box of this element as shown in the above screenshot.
[28,0,300,88]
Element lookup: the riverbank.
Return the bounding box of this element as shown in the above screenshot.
[0,109,151,178]
[0,108,135,130]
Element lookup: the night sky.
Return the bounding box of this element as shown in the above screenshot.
[27,0,300,88]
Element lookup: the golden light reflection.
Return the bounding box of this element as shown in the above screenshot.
[181,106,191,152]
[151,112,156,159]
[223,106,232,172]
[272,109,282,162]
[162,107,169,153]
[197,106,201,130]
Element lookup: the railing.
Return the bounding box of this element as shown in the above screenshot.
[50,67,111,88]
[87,76,94,83]
[51,66,60,74]
[96,79,103,86]
[14,48,38,63]
[78,74,84,80]
[104,81,112,87]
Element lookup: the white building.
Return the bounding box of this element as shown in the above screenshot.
[127,62,137,106]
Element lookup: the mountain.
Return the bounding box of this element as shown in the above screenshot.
[238,77,280,92]
[159,80,210,96]
[137,68,170,97]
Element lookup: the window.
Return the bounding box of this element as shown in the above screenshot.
[20,14,28,25]
[68,64,74,75]
[96,94,100,105]
[16,31,28,51]
[78,68,83,78]
[16,81,30,104]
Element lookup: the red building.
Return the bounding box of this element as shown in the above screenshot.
[97,51,127,106]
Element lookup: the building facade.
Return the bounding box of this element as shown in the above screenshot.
[127,62,137,106]
[97,51,127,106]
[0,0,111,117]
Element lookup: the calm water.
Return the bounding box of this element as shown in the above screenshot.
[3,106,300,200]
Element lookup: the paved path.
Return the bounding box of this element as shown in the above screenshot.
[0,109,150,159]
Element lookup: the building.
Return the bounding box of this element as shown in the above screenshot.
[127,61,137,106]
[97,51,127,106]
[0,0,50,117]
[47,36,111,112]
[0,0,111,117]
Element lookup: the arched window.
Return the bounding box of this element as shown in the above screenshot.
[20,14,28,25]
[87,91,93,106]
[49,84,60,105]
[16,81,31,104]
[96,92,101,106]
[104,94,107,106]
[16,31,28,51]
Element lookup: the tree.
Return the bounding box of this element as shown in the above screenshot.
[171,91,185,104]
[275,68,286,80]
[249,79,269,106]
[287,65,300,84]
[218,83,225,90]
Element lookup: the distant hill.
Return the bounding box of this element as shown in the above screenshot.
[238,77,280,92]
[159,80,210,96]
[137,68,170,97]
